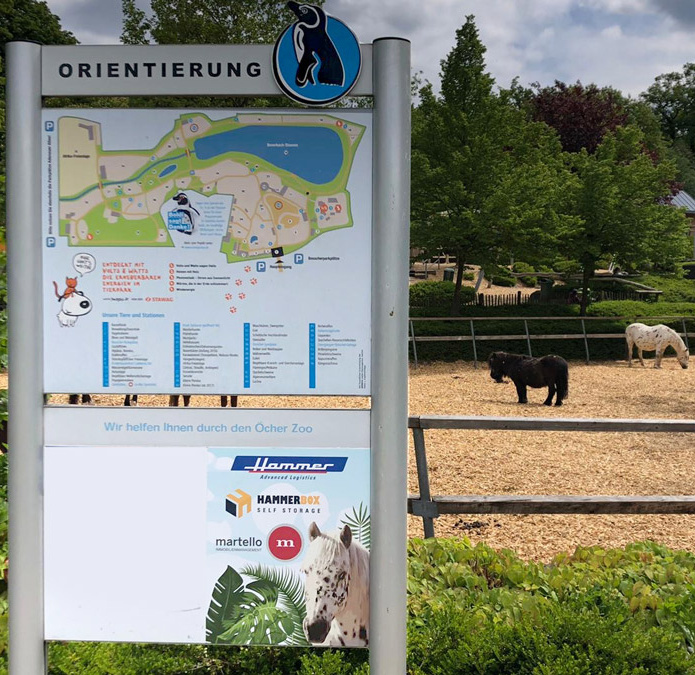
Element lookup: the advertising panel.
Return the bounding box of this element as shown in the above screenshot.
[43,408,370,646]
[42,109,372,395]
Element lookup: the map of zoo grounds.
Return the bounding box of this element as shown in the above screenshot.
[58,112,364,262]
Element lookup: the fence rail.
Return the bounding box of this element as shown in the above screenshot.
[408,315,695,368]
[407,414,695,538]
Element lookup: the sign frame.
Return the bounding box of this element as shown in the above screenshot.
[6,36,410,675]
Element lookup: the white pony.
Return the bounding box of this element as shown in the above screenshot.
[625,322,689,369]
[57,292,92,327]
[300,522,369,648]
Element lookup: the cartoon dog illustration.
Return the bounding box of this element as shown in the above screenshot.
[57,290,92,327]
[287,2,344,87]
[172,193,200,235]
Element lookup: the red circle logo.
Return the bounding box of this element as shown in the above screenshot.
[268,525,303,561]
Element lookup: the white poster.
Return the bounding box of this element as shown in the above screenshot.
[44,408,370,646]
[42,109,372,394]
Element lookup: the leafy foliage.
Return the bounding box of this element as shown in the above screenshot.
[529,81,628,154]
[409,282,475,316]
[340,503,371,550]
[411,16,570,314]
[206,564,308,647]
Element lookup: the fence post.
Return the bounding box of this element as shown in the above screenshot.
[581,319,590,364]
[524,320,533,357]
[412,426,436,538]
[682,318,690,351]
[470,319,478,369]
[409,319,418,368]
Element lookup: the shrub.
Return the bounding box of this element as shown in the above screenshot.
[410,282,476,316]
[462,272,475,281]
[512,261,537,287]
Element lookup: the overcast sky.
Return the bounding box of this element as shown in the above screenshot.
[44,0,695,97]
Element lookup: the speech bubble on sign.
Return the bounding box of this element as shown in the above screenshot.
[73,253,96,276]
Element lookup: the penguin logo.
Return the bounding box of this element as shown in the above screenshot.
[273,2,361,106]
[168,192,200,235]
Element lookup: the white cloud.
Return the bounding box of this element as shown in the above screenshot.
[44,0,695,98]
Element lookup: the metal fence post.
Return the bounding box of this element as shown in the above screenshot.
[470,319,478,368]
[412,426,436,538]
[524,320,533,356]
[410,319,418,368]
[581,319,590,364]
[7,41,46,675]
[682,318,690,350]
[371,37,410,675]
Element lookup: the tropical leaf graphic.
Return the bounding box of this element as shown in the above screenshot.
[242,564,310,647]
[206,564,310,646]
[341,502,371,550]
[206,565,246,643]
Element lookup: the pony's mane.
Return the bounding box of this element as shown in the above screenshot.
[313,531,369,582]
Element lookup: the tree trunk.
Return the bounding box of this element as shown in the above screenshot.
[579,263,594,316]
[451,250,465,316]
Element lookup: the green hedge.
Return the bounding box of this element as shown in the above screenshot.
[410,301,695,362]
[512,261,537,287]
[46,539,695,674]
[410,282,476,316]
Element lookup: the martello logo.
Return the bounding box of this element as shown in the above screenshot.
[225,488,252,518]
[272,2,362,106]
[268,524,303,561]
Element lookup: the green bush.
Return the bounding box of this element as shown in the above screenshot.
[636,273,695,303]
[462,272,475,281]
[409,281,476,316]
[512,261,537,287]
[47,539,695,674]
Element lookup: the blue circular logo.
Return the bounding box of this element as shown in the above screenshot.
[273,3,362,106]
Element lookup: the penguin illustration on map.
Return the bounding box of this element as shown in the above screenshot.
[172,193,201,235]
[287,2,344,87]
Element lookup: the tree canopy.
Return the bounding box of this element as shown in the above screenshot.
[411,17,570,313]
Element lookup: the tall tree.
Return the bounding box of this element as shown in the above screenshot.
[0,0,77,233]
[562,126,690,314]
[411,16,569,314]
[121,0,319,45]
[529,81,628,154]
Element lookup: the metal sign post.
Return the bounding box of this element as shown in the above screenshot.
[6,30,410,675]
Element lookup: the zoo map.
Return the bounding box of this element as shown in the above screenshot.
[58,112,365,262]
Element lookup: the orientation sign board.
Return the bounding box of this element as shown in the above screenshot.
[7,29,409,675]
[43,408,370,645]
[42,108,372,395]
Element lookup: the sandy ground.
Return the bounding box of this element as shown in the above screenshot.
[5,356,695,561]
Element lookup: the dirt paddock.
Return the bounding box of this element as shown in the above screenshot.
[21,356,695,560]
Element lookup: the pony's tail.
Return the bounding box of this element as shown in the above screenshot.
[556,360,569,402]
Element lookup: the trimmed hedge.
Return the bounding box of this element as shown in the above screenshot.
[410,301,695,362]
[46,539,695,674]
[512,261,537,287]
[410,281,476,316]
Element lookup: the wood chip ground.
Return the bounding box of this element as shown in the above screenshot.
[23,356,695,561]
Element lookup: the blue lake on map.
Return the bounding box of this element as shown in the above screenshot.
[193,126,344,184]
[159,164,178,178]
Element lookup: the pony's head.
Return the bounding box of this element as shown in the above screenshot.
[61,291,92,317]
[301,522,353,644]
[679,347,690,369]
[487,352,507,383]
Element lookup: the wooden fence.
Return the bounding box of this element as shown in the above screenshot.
[408,315,695,368]
[408,415,695,538]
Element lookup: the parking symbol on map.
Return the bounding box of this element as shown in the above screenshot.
[294,253,304,265]
[46,237,56,248]
[45,121,55,132]
[257,261,266,272]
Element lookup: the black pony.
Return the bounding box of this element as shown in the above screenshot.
[487,352,569,406]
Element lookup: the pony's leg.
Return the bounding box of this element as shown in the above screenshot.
[638,349,645,367]
[626,339,632,366]
[655,349,663,369]
[543,384,556,406]
[68,394,79,405]
[169,395,179,406]
[182,395,191,407]
[515,382,528,404]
